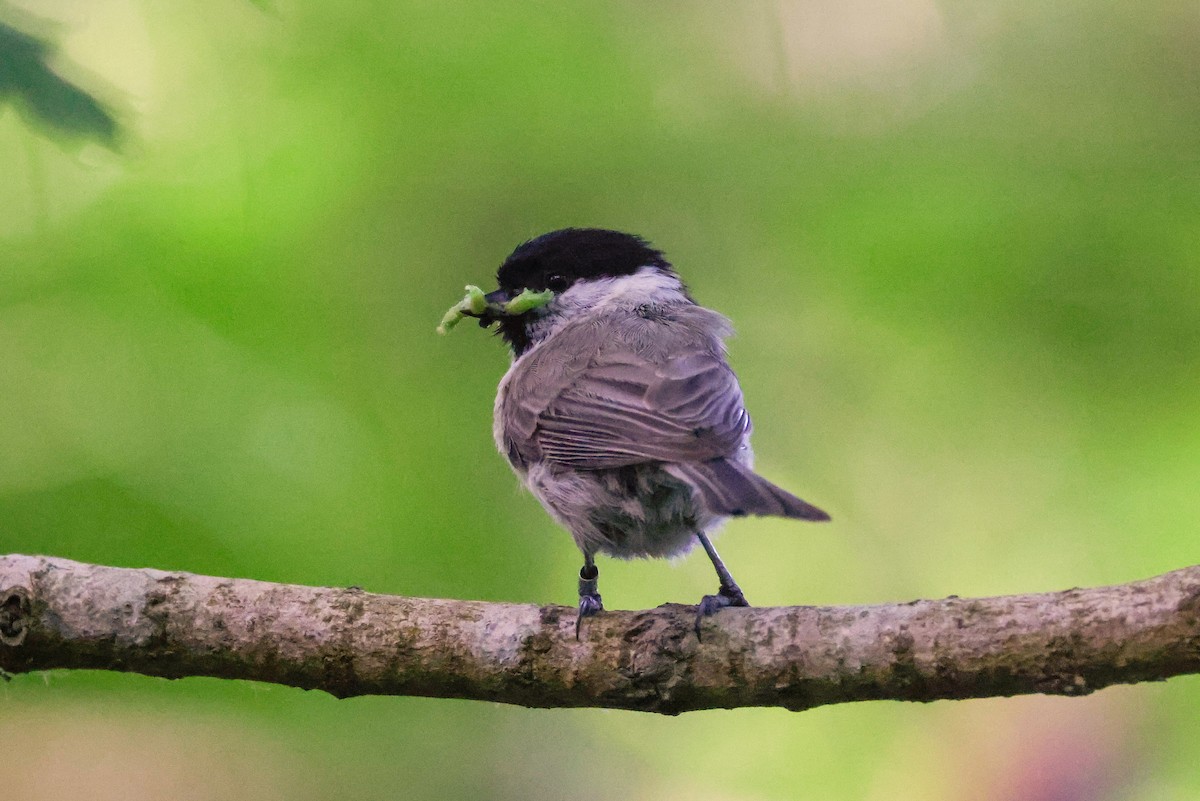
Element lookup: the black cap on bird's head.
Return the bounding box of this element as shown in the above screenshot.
[479,228,675,354]
[496,228,670,294]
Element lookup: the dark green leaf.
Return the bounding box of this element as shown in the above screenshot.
[0,19,120,148]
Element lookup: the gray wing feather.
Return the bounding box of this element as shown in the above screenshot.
[502,310,750,469]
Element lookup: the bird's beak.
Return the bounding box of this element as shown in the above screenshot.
[483,288,512,308]
[471,288,515,328]
[461,286,553,328]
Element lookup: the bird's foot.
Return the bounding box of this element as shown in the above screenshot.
[694,585,749,637]
[576,565,603,640]
[576,592,604,639]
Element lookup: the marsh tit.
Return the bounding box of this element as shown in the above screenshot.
[460,228,829,635]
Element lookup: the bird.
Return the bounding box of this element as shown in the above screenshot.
[458,228,829,636]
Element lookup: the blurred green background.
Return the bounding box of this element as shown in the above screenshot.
[2,0,1198,798]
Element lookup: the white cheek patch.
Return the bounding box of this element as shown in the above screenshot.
[520,266,685,353]
[557,266,683,312]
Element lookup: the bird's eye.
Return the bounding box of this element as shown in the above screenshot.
[546,274,568,292]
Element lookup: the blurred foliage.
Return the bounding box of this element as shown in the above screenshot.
[0,9,119,148]
[1,1,1198,799]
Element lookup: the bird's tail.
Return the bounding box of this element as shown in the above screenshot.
[665,458,830,522]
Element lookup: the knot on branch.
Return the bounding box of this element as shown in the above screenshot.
[0,587,31,647]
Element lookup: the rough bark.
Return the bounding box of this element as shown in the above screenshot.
[1,554,1198,714]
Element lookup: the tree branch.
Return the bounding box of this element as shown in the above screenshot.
[1,554,1198,714]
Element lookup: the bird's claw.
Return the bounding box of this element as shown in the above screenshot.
[694,585,749,638]
[576,592,603,639]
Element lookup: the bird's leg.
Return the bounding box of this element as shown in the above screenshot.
[576,553,603,639]
[694,531,749,635]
